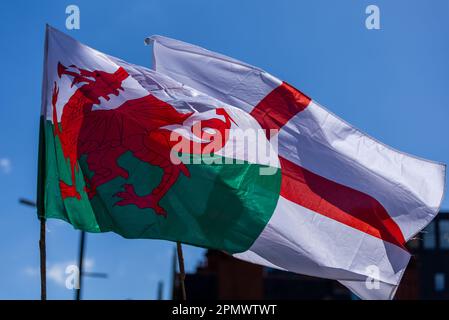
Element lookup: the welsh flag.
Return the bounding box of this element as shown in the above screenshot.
[39,26,280,254]
[38,26,445,300]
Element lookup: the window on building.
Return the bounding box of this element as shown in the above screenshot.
[434,273,446,292]
[439,220,449,249]
[423,222,436,249]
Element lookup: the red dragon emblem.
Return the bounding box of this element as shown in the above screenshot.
[51,62,234,217]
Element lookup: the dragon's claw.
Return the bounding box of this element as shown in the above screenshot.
[114,184,167,217]
[59,180,81,200]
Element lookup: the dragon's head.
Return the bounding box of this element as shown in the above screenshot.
[57,62,129,104]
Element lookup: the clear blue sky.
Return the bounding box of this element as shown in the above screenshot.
[0,0,448,299]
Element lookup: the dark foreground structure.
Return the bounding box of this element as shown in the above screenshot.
[173,212,449,300]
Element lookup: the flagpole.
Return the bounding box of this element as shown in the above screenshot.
[39,216,46,300]
[176,242,187,300]
[19,198,46,300]
[37,25,50,301]
[75,231,86,300]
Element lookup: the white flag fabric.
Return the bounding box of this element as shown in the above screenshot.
[148,35,446,299]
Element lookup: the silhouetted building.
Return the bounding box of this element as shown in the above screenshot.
[173,250,350,300]
[173,212,449,300]
[396,212,449,299]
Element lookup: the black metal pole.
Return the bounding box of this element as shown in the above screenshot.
[75,231,86,300]
[39,217,46,300]
[157,281,163,300]
[176,242,186,300]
